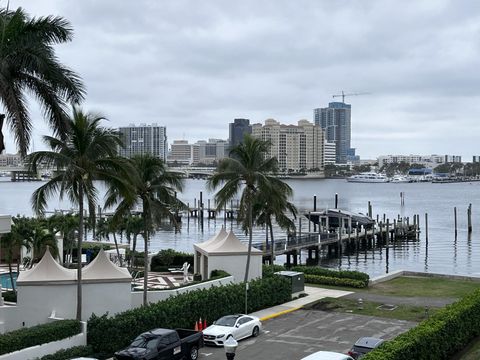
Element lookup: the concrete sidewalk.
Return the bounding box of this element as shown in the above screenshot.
[251,286,353,321]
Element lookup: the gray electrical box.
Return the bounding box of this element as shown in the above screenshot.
[275,271,304,293]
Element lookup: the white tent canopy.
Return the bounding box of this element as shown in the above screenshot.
[193,228,262,283]
[83,249,131,282]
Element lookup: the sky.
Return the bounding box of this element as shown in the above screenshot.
[3,0,480,159]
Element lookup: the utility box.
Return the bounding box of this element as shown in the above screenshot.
[0,215,11,234]
[275,271,304,293]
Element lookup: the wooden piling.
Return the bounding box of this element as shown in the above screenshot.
[393,219,397,241]
[368,201,372,218]
[454,207,457,237]
[386,219,390,245]
[313,195,317,232]
[335,193,338,209]
[425,213,429,242]
[468,204,472,233]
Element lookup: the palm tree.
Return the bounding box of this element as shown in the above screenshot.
[207,134,284,282]
[124,215,144,269]
[47,213,78,265]
[252,182,297,267]
[27,107,131,320]
[0,7,85,156]
[105,154,185,306]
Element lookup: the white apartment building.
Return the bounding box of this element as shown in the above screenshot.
[118,123,167,160]
[168,140,199,165]
[323,142,336,165]
[378,154,462,169]
[251,119,324,172]
[0,153,22,167]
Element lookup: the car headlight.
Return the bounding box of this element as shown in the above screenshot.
[216,334,225,338]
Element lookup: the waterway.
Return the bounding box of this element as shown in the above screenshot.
[1,177,479,277]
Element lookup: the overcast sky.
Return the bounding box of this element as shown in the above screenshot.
[4,0,480,159]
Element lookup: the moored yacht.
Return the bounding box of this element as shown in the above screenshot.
[390,175,412,183]
[346,172,389,183]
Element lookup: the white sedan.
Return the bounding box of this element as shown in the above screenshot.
[202,314,262,346]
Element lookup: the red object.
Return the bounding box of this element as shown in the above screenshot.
[194,321,198,331]
[203,319,207,329]
[198,318,203,331]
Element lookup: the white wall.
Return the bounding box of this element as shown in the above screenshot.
[17,281,131,325]
[0,305,20,333]
[0,321,87,360]
[208,255,262,283]
[131,276,234,308]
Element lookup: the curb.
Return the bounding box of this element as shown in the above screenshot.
[259,306,303,321]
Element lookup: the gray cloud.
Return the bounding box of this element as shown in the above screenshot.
[3,0,480,158]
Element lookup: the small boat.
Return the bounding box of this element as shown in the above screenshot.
[346,172,389,183]
[390,175,411,183]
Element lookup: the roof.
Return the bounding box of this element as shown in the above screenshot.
[194,230,262,256]
[196,227,228,251]
[16,247,76,285]
[83,248,131,282]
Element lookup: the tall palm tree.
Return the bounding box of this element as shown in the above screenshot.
[252,182,297,267]
[105,154,185,306]
[47,213,78,265]
[27,107,131,320]
[0,7,85,156]
[207,134,284,282]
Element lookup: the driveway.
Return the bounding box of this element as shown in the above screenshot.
[198,309,416,360]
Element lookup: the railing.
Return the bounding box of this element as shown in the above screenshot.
[253,232,338,254]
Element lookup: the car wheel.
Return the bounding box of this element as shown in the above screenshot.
[189,345,199,360]
[252,326,260,337]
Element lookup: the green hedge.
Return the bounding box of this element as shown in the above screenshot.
[304,274,366,288]
[3,290,17,302]
[88,276,290,357]
[363,289,480,360]
[38,345,94,360]
[210,269,231,279]
[291,266,369,286]
[0,320,81,356]
[151,249,194,272]
[262,264,287,278]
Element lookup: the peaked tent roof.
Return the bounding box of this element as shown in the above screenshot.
[197,230,262,256]
[17,247,76,284]
[194,227,228,252]
[83,248,131,282]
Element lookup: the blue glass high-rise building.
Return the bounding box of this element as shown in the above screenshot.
[314,102,352,164]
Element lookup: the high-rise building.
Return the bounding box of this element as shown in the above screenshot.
[168,140,199,165]
[118,123,167,159]
[314,102,352,164]
[196,139,228,165]
[251,119,324,172]
[228,118,251,149]
[323,142,336,165]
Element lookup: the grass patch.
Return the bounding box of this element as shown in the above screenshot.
[307,276,480,299]
[305,297,437,322]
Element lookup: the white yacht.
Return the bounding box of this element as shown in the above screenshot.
[346,172,389,183]
[390,175,411,183]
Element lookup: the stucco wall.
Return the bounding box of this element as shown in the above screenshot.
[131,276,234,308]
[0,321,87,360]
[0,304,20,333]
[208,255,262,283]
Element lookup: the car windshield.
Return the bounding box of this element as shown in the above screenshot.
[215,315,239,327]
[131,335,158,349]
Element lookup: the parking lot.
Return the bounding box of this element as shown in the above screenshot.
[199,309,416,360]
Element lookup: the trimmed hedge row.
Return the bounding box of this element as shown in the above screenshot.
[38,345,94,360]
[88,276,291,357]
[304,274,366,288]
[151,249,194,272]
[363,289,480,360]
[291,266,369,286]
[0,320,81,356]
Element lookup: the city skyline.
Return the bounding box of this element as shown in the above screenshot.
[2,1,480,159]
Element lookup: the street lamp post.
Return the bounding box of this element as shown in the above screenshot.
[224,336,238,360]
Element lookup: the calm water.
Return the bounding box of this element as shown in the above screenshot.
[1,177,479,277]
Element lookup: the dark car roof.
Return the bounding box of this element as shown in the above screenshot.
[354,337,384,348]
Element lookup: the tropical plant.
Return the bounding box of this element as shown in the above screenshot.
[0,7,85,156]
[96,216,123,266]
[105,154,185,306]
[27,107,131,320]
[252,181,297,267]
[207,134,283,282]
[47,213,78,265]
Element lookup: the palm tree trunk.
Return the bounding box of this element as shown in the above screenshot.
[244,194,253,283]
[143,204,149,306]
[112,233,123,266]
[131,235,138,270]
[76,186,84,321]
[0,114,5,154]
[8,259,15,293]
[269,220,275,268]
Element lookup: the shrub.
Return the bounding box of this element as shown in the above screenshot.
[193,273,202,281]
[291,266,369,286]
[88,276,290,357]
[304,274,366,288]
[210,269,230,279]
[151,249,194,272]
[3,290,17,302]
[39,345,94,360]
[0,320,81,356]
[262,264,286,278]
[363,289,480,360]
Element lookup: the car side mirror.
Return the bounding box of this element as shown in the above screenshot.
[235,324,240,328]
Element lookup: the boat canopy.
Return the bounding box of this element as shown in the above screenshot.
[304,209,375,228]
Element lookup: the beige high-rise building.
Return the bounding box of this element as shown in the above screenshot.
[251,119,324,172]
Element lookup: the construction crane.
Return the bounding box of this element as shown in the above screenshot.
[332,91,370,103]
